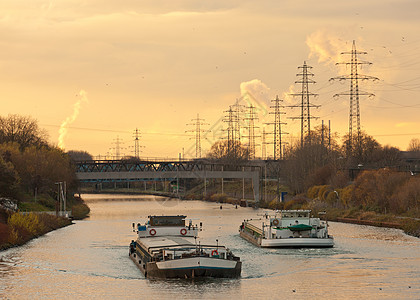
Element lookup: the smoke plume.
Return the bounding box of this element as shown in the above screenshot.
[239,79,270,117]
[306,30,349,66]
[58,90,88,149]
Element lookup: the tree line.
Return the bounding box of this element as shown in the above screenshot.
[205,125,420,217]
[0,114,77,210]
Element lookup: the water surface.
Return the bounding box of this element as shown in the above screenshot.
[1,194,419,299]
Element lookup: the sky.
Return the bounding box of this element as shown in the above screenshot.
[1,0,420,159]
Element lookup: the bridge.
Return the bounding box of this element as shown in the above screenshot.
[74,160,262,201]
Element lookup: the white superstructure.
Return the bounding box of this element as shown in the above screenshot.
[239,210,334,248]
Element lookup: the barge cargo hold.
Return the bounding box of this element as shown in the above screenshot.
[129,215,241,279]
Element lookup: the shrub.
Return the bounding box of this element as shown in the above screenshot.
[8,212,44,235]
[18,201,50,212]
[38,195,56,210]
[209,193,228,203]
[71,203,90,220]
[307,186,320,199]
[401,219,420,238]
[284,197,308,210]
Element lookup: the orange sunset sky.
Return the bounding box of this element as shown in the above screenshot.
[1,1,420,158]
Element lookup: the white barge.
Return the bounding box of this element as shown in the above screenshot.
[129,215,241,279]
[239,210,334,248]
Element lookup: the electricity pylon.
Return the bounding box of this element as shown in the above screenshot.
[261,127,267,160]
[110,136,125,160]
[288,61,319,147]
[244,105,260,159]
[232,98,245,143]
[132,128,144,159]
[222,106,236,155]
[266,95,288,160]
[186,113,209,158]
[330,40,378,155]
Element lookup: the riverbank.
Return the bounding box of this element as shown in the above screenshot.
[0,210,72,251]
[0,196,91,251]
[319,208,420,238]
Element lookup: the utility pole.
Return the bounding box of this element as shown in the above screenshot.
[244,105,260,159]
[266,95,288,160]
[186,113,209,158]
[288,61,319,147]
[328,120,331,151]
[330,40,378,156]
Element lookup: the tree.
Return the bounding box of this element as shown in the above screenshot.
[408,138,420,152]
[0,155,20,197]
[282,126,342,193]
[0,143,77,197]
[206,140,249,165]
[67,150,93,161]
[0,114,48,150]
[342,131,381,166]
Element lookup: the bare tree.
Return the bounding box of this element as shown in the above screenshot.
[0,114,48,149]
[206,140,249,166]
[408,138,420,152]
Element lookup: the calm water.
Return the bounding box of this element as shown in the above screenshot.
[1,194,420,299]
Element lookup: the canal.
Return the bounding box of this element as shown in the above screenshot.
[1,194,419,299]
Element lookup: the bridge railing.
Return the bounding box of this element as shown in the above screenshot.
[74,160,262,173]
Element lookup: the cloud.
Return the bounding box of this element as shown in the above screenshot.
[395,122,418,128]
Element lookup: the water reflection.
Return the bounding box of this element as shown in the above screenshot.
[0,195,419,299]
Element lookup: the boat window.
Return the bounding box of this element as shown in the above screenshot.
[149,216,186,226]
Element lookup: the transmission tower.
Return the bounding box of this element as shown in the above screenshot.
[330,40,378,155]
[223,107,235,154]
[261,127,267,160]
[288,61,319,147]
[244,105,260,159]
[267,96,288,160]
[186,113,209,158]
[232,98,245,143]
[132,128,144,159]
[110,136,125,160]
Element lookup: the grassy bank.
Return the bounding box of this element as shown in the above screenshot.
[0,210,72,250]
[319,208,420,238]
[0,196,90,251]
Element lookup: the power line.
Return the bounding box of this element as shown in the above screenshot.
[41,123,192,137]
